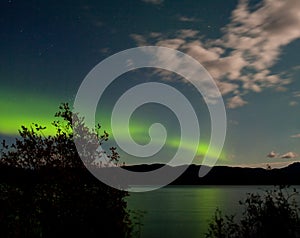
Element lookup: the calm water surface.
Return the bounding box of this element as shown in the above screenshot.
[126,185,300,238]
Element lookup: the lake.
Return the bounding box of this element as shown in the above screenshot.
[126,185,300,238]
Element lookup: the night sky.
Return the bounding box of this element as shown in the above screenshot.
[1,0,300,168]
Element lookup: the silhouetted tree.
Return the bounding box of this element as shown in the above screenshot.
[0,103,119,169]
[206,185,300,238]
[0,103,133,238]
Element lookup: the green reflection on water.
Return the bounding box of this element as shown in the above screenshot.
[126,185,273,238]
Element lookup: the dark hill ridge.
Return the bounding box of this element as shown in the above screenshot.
[123,162,300,185]
[1,162,300,185]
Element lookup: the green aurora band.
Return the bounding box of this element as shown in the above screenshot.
[0,91,226,162]
[0,89,61,136]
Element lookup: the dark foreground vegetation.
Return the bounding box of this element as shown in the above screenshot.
[0,168,132,237]
[0,103,135,237]
[206,185,300,238]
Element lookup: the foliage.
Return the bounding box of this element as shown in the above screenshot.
[128,210,147,238]
[0,103,134,237]
[206,185,300,238]
[0,103,119,169]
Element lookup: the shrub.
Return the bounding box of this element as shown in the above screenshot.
[206,185,300,238]
[0,103,119,169]
[0,103,133,237]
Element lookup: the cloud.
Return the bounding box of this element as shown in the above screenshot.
[267,151,277,158]
[227,95,248,109]
[220,0,300,72]
[229,119,239,125]
[156,38,185,49]
[280,152,298,159]
[178,29,199,39]
[291,134,300,138]
[141,0,164,5]
[217,82,239,95]
[178,16,198,22]
[130,34,147,46]
[266,150,298,159]
[293,91,300,98]
[99,48,110,54]
[130,0,300,109]
[289,101,298,107]
[292,65,300,72]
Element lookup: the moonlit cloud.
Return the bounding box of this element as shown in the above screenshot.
[130,34,147,46]
[99,48,110,54]
[177,29,199,39]
[281,152,298,159]
[156,38,185,49]
[141,0,164,5]
[289,101,298,107]
[227,95,248,109]
[217,82,239,95]
[293,91,300,98]
[218,0,300,85]
[229,119,239,125]
[178,16,198,22]
[267,151,277,158]
[131,0,300,109]
[266,151,298,159]
[290,134,300,138]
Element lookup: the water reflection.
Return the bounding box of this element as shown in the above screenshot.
[127,185,299,238]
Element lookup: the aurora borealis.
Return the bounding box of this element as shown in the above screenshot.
[1,0,300,167]
[0,87,60,135]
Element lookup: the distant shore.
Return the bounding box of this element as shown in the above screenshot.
[2,162,300,185]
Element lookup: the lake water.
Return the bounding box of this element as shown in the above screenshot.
[126,185,300,238]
